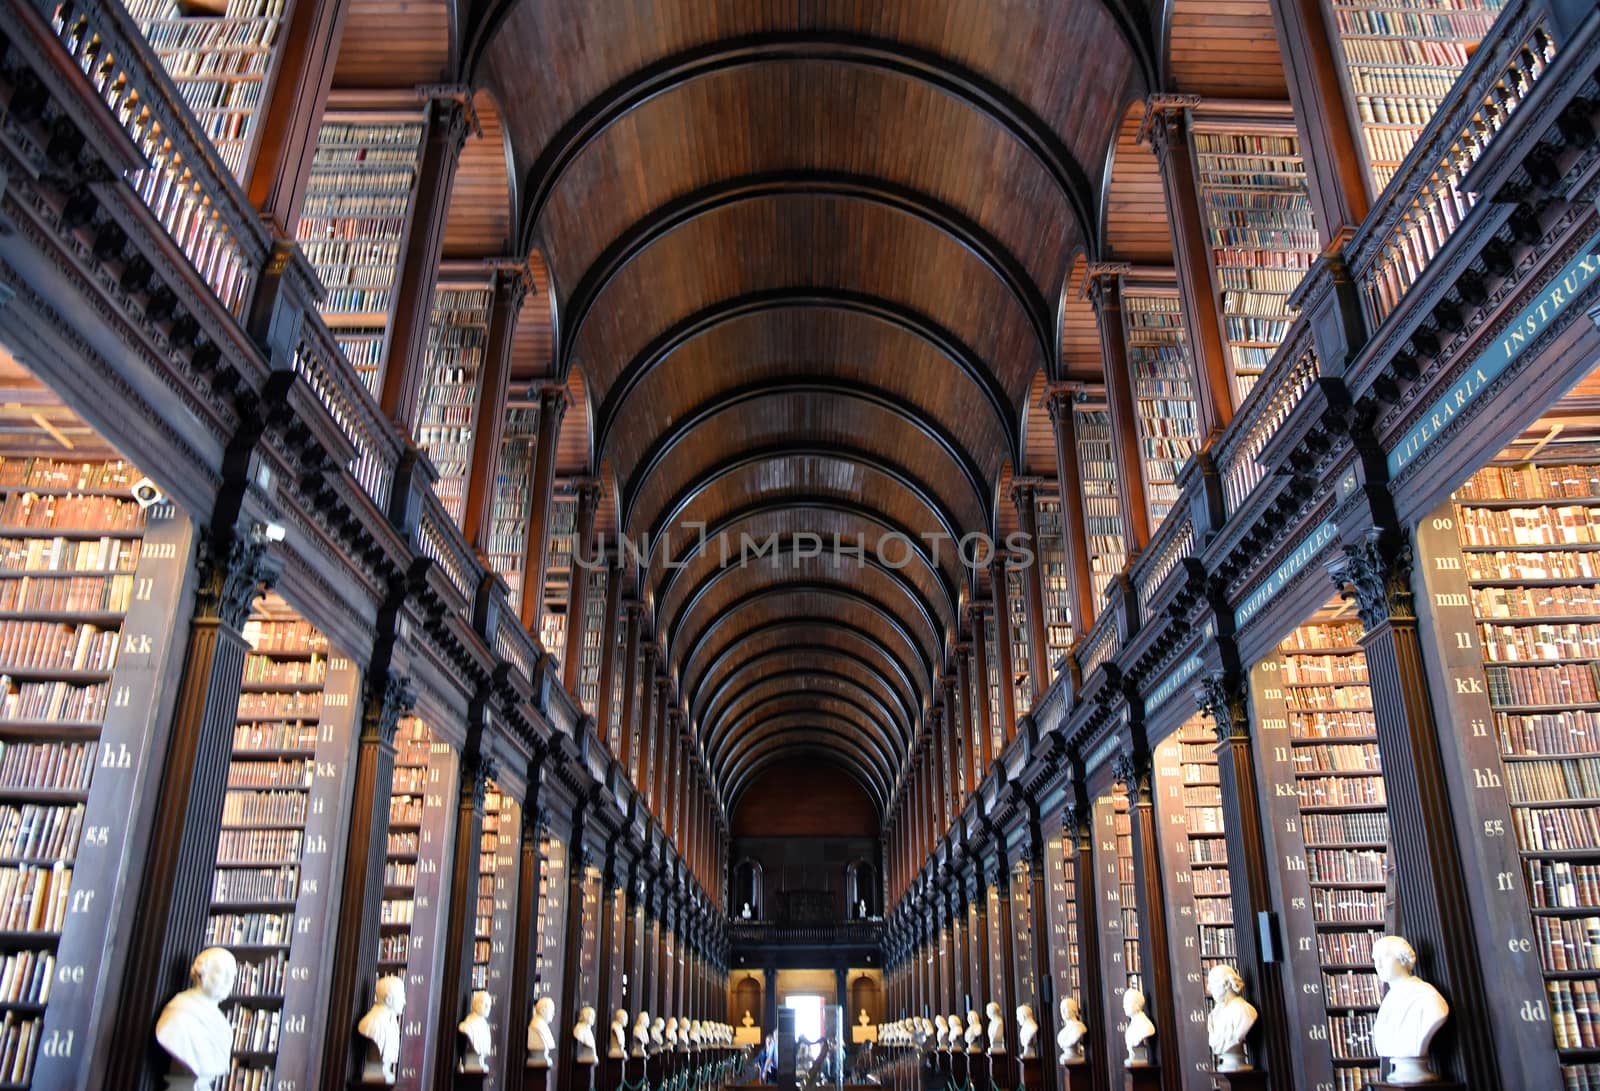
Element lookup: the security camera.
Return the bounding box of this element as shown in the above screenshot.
[131,477,164,509]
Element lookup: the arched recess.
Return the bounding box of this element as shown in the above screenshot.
[1058,253,1103,383]
[849,973,880,1022]
[442,90,517,258]
[334,0,454,88]
[731,974,764,1025]
[845,860,880,918]
[733,857,765,918]
[1160,0,1287,98]
[1100,100,1175,266]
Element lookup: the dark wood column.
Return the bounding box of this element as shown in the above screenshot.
[560,481,602,695]
[1142,96,1236,438]
[1115,749,1180,1091]
[1327,526,1503,1086]
[596,848,624,1020]
[317,612,416,1089]
[928,707,948,830]
[505,756,549,1077]
[988,555,1019,744]
[1066,802,1107,1089]
[107,522,279,1091]
[641,674,663,813]
[616,612,645,775]
[991,852,1018,1050]
[956,643,981,788]
[1044,386,1099,630]
[1266,0,1371,235]
[519,383,569,634]
[245,0,348,232]
[593,554,625,740]
[950,885,968,1010]
[967,874,987,1013]
[967,606,994,772]
[658,710,681,829]
[1011,482,1053,699]
[940,674,963,806]
[1193,674,1293,1082]
[638,881,658,1019]
[464,263,531,545]
[378,90,471,429]
[1023,818,1058,1091]
[622,861,644,1018]
[559,809,594,1091]
[1084,266,1151,552]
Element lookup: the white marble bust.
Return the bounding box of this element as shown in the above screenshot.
[1206,965,1257,1072]
[742,1010,754,1029]
[964,1010,983,1053]
[610,1009,628,1058]
[1015,1005,1038,1061]
[933,1014,949,1049]
[918,1017,935,1047]
[689,1019,703,1046]
[459,990,494,1075]
[1371,935,1449,1084]
[527,996,556,1068]
[985,1002,1005,1055]
[573,1005,598,1065]
[651,1017,666,1053]
[675,1016,690,1052]
[665,1016,679,1049]
[1057,997,1087,1065]
[155,946,238,1089]
[1122,989,1155,1066]
[741,902,752,919]
[859,1009,872,1027]
[633,1011,652,1058]
[948,1013,963,1052]
[357,975,406,1085]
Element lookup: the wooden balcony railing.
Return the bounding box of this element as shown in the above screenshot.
[292,324,400,511]
[46,0,269,317]
[1134,512,1195,626]
[1214,321,1321,518]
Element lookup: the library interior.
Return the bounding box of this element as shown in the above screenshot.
[0,0,1594,1089]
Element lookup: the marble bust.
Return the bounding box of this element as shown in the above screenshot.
[458,990,493,1075]
[948,1013,963,1052]
[155,946,237,1090]
[527,996,556,1068]
[633,1011,652,1058]
[651,1017,666,1053]
[357,975,406,1085]
[933,1014,949,1049]
[964,1010,983,1053]
[741,902,752,919]
[1206,965,1257,1072]
[742,1011,755,1028]
[985,1002,1005,1055]
[1015,1005,1038,1061]
[1057,997,1086,1064]
[573,1005,598,1065]
[665,1017,679,1049]
[610,1009,628,1058]
[1371,935,1449,1084]
[676,1016,690,1052]
[1123,989,1155,1066]
[689,1019,703,1046]
[859,1009,871,1026]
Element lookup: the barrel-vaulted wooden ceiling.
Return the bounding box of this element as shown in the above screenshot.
[455,0,1180,817]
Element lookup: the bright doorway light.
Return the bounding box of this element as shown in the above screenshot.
[786,994,825,1044]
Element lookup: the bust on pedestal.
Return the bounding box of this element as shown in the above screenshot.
[458,990,494,1075]
[651,1016,666,1053]
[933,1015,949,1050]
[634,1011,652,1059]
[1015,1005,1038,1061]
[1371,935,1449,1085]
[573,1005,599,1065]
[1057,997,1087,1066]
[610,1009,628,1059]
[356,975,406,1085]
[1206,965,1257,1074]
[155,947,238,1091]
[1122,989,1155,1067]
[985,1003,1005,1055]
[527,996,556,1068]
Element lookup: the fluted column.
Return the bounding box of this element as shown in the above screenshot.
[464,263,531,545]
[519,383,569,632]
[1044,386,1099,629]
[988,555,1019,743]
[1010,482,1052,698]
[560,481,603,694]
[1084,266,1151,552]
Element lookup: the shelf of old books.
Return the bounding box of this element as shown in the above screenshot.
[294,111,424,395]
[1041,817,1081,1009]
[540,490,578,667]
[575,564,608,715]
[1321,0,1506,194]
[486,407,537,610]
[983,612,1005,765]
[577,858,603,1009]
[1091,781,1142,1085]
[1073,402,1127,614]
[382,714,456,1091]
[121,0,288,181]
[532,832,568,1016]
[1010,857,1038,1010]
[1251,601,1388,1091]
[1189,111,1319,403]
[606,601,629,752]
[1429,419,1600,1089]
[0,357,191,1088]
[1119,278,1198,531]
[1035,496,1074,684]
[1152,713,1236,1076]
[1005,566,1031,718]
[473,783,519,1091]
[205,597,360,1091]
[415,281,491,527]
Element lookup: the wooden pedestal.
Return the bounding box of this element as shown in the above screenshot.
[521,1064,550,1091]
[1122,1065,1160,1091]
[1210,1071,1267,1091]
[967,1051,990,1091]
[1017,1055,1044,1091]
[1059,1062,1093,1091]
[603,1055,624,1091]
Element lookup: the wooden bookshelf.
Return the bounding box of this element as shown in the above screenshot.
[1445,450,1600,1089]
[576,565,608,715]
[1253,607,1387,1091]
[540,490,578,668]
[1042,819,1081,1007]
[1035,496,1074,683]
[576,860,603,1007]
[294,113,425,394]
[532,833,567,1016]
[1091,782,1142,1085]
[606,602,628,751]
[982,612,1005,762]
[121,0,288,180]
[0,452,189,1089]
[1322,0,1505,194]
[415,283,492,527]
[1005,567,1031,718]
[474,785,519,1090]
[1010,857,1039,1009]
[1120,281,1199,530]
[1153,714,1237,1074]
[487,407,538,611]
[1189,114,1319,401]
[1073,403,1128,613]
[205,600,360,1091]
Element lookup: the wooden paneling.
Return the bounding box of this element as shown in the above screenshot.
[1103,104,1175,265]
[333,0,450,88]
[1059,254,1103,382]
[1021,370,1056,477]
[731,759,879,837]
[509,252,554,381]
[441,93,513,259]
[1166,0,1288,98]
